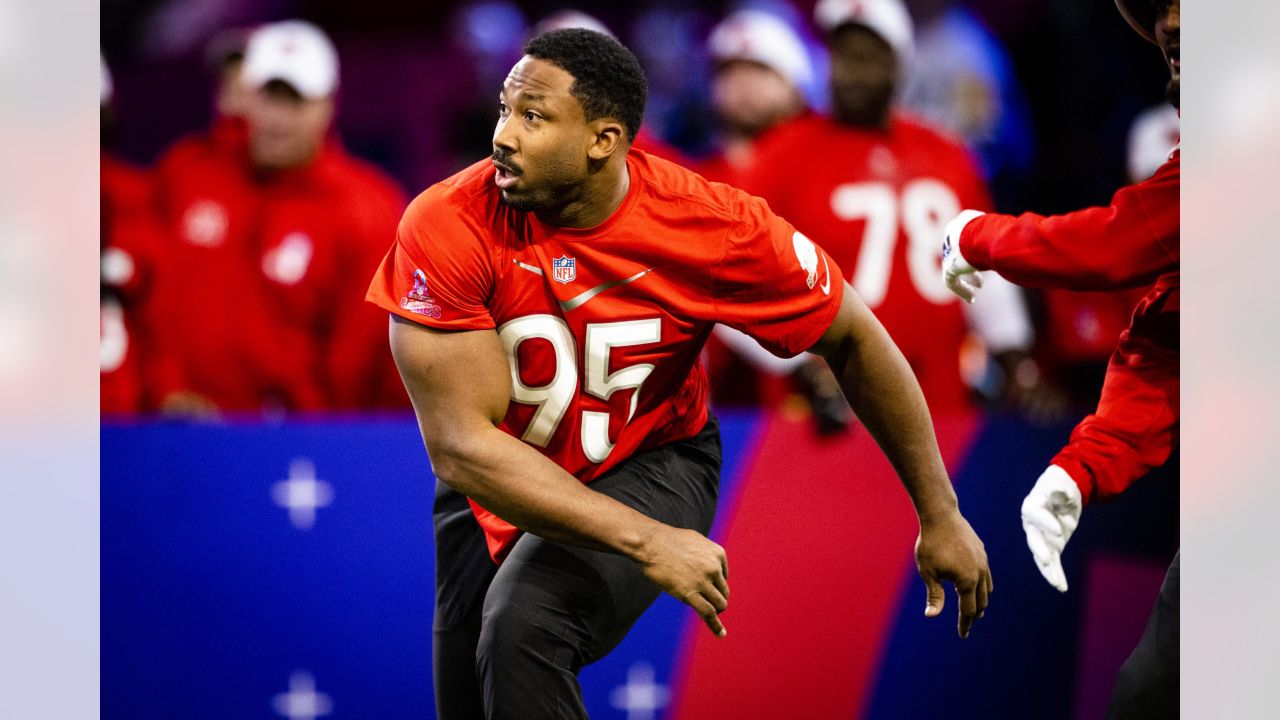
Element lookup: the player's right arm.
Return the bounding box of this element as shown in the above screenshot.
[388,316,730,636]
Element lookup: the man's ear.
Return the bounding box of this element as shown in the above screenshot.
[586,119,627,161]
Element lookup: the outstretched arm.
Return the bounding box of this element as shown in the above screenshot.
[808,282,993,638]
[389,315,731,637]
[943,155,1179,298]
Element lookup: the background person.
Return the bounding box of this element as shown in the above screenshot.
[151,20,408,414]
[942,2,1180,715]
[738,0,1040,425]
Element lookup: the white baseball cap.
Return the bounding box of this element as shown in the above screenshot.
[241,20,339,99]
[814,0,914,68]
[708,9,814,91]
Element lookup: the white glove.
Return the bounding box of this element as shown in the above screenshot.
[1020,464,1083,592]
[941,210,986,303]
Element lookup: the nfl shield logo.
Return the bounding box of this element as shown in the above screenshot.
[552,256,577,284]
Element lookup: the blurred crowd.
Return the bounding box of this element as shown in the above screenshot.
[101,0,1177,426]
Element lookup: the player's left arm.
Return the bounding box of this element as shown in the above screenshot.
[808,281,993,638]
[1024,325,1180,591]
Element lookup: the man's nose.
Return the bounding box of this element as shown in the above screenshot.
[492,116,518,154]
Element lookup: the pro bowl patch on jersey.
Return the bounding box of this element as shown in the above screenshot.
[792,231,820,290]
[552,255,577,285]
[401,268,442,319]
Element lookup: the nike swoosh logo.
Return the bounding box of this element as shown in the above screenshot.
[560,267,655,312]
[820,254,831,295]
[513,259,544,276]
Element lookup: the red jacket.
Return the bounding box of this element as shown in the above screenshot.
[152,124,410,412]
[960,149,1180,503]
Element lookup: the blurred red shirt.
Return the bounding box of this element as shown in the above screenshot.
[152,119,410,412]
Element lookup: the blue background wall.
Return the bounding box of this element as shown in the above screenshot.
[102,412,1177,719]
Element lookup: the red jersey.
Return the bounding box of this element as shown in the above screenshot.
[741,114,995,414]
[367,149,843,561]
[153,130,408,412]
[959,151,1180,503]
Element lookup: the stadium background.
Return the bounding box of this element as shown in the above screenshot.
[100,1,1179,718]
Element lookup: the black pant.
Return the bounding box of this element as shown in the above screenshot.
[431,416,722,720]
[1107,550,1180,719]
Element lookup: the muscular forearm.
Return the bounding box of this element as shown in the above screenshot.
[822,321,958,520]
[427,423,664,560]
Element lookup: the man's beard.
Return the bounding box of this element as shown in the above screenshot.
[831,86,893,129]
[723,106,790,139]
[1166,77,1180,109]
[499,173,578,214]
[498,189,542,212]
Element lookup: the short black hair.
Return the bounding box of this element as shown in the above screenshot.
[523,28,647,142]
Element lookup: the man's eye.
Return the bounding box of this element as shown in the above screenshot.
[525,111,540,122]
[497,104,509,117]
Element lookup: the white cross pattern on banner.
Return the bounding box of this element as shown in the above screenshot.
[609,662,670,720]
[271,671,333,720]
[271,458,334,530]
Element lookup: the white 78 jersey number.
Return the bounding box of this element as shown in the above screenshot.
[829,178,961,307]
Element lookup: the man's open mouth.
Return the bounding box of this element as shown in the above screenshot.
[493,160,521,190]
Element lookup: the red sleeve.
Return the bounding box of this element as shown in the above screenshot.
[1051,307,1179,504]
[712,194,845,358]
[960,152,1179,290]
[366,187,496,331]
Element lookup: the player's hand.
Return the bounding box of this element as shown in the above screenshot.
[915,508,993,639]
[636,524,730,638]
[793,357,855,436]
[160,390,220,419]
[941,210,986,303]
[1021,465,1083,592]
